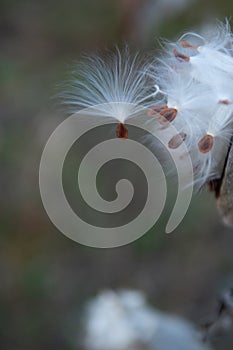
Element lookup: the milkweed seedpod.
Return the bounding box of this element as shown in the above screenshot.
[216,139,233,226]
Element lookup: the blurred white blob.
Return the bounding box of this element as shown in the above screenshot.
[83,289,212,350]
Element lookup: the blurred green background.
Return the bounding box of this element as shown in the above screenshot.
[1,0,233,349]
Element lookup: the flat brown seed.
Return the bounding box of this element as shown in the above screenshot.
[168,132,187,149]
[116,122,128,139]
[173,49,190,62]
[159,108,178,124]
[198,134,214,153]
[179,40,197,49]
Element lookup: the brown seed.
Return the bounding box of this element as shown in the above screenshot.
[173,49,190,62]
[219,99,231,105]
[147,105,168,117]
[158,108,178,125]
[168,132,187,149]
[198,134,214,153]
[116,122,128,139]
[147,105,178,125]
[179,40,197,49]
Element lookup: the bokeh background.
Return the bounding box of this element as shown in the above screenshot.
[1,0,233,349]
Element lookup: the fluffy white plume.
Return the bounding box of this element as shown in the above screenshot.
[83,289,212,350]
[61,47,154,123]
[61,21,233,187]
[148,20,233,186]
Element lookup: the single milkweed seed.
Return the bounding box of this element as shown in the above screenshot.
[178,40,198,49]
[116,122,128,139]
[198,134,214,153]
[168,132,187,149]
[158,107,178,125]
[173,49,190,62]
